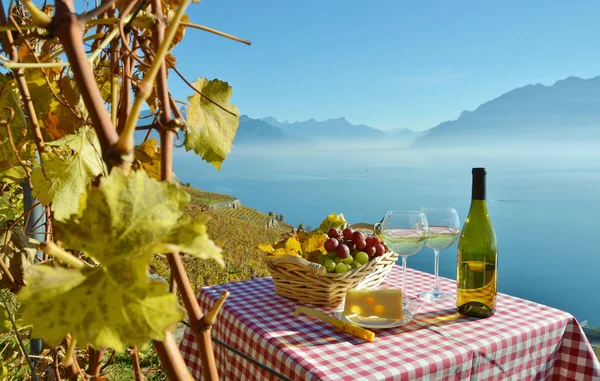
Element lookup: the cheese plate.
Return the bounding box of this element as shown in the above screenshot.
[333,306,413,329]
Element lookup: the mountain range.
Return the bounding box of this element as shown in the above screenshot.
[235,116,419,147]
[412,75,600,147]
[137,75,600,149]
[238,75,600,148]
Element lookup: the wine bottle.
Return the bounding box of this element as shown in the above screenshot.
[456,167,498,318]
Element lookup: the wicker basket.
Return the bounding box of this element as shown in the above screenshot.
[265,250,399,306]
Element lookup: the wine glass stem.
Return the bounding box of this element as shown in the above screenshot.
[433,249,441,294]
[402,256,408,298]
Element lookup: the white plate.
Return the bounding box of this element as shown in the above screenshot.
[333,306,413,329]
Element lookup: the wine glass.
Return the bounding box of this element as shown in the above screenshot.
[378,210,428,311]
[417,207,460,302]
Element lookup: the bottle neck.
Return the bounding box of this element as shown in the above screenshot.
[472,173,486,200]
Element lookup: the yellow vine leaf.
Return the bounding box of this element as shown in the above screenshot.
[18,265,184,352]
[0,226,36,289]
[25,72,87,140]
[134,138,161,180]
[0,76,34,175]
[31,127,105,220]
[171,14,189,48]
[298,231,328,258]
[184,78,239,170]
[52,168,223,266]
[95,63,113,103]
[317,212,348,233]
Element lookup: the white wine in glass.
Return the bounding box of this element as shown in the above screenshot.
[378,210,428,311]
[418,207,460,302]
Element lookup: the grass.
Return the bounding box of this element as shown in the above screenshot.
[99,345,167,381]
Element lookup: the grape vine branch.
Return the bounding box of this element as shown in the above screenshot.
[0,0,248,378]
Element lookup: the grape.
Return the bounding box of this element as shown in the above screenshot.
[351,231,366,244]
[324,259,336,272]
[355,251,369,265]
[382,242,389,252]
[334,257,343,264]
[317,254,329,264]
[366,236,381,246]
[346,242,356,252]
[342,256,354,265]
[342,227,354,239]
[374,244,385,257]
[324,238,339,252]
[337,244,350,258]
[335,262,349,274]
[364,246,376,257]
[355,239,367,250]
[352,260,362,269]
[328,228,340,239]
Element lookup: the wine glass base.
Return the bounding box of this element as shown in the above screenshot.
[402,298,421,311]
[417,290,453,302]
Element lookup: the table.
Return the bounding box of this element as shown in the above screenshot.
[180,266,600,380]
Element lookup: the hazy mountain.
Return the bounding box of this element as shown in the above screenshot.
[386,128,420,140]
[234,115,313,145]
[261,116,387,140]
[412,75,600,147]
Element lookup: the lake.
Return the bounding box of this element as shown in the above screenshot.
[173,141,600,326]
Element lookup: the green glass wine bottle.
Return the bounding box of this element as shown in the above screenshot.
[456,168,498,318]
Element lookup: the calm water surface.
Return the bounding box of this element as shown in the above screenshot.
[174,142,600,326]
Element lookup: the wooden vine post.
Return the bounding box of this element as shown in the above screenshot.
[0,0,250,379]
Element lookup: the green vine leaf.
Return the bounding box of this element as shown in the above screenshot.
[0,182,24,225]
[19,169,223,350]
[30,127,105,221]
[52,168,216,264]
[184,78,240,170]
[18,264,183,351]
[158,216,223,264]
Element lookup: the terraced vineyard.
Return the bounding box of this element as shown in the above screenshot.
[216,205,295,231]
[182,184,238,207]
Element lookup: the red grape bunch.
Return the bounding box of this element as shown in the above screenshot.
[319,227,390,273]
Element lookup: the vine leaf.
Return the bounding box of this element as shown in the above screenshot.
[53,168,223,265]
[26,72,86,140]
[20,169,222,351]
[0,76,34,172]
[31,127,105,221]
[183,78,240,170]
[133,138,161,180]
[18,264,184,352]
[0,182,23,224]
[0,226,36,289]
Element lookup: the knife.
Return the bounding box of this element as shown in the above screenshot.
[293,306,375,342]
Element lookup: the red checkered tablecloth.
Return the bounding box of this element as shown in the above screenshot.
[180,266,600,380]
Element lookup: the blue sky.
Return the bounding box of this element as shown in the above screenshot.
[172,0,600,131]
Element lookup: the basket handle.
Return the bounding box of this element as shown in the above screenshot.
[271,255,327,277]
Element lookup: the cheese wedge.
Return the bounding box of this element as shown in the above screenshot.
[343,288,403,319]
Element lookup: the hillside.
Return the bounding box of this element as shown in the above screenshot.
[412,75,600,147]
[152,185,295,290]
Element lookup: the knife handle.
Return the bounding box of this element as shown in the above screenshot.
[328,317,375,342]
